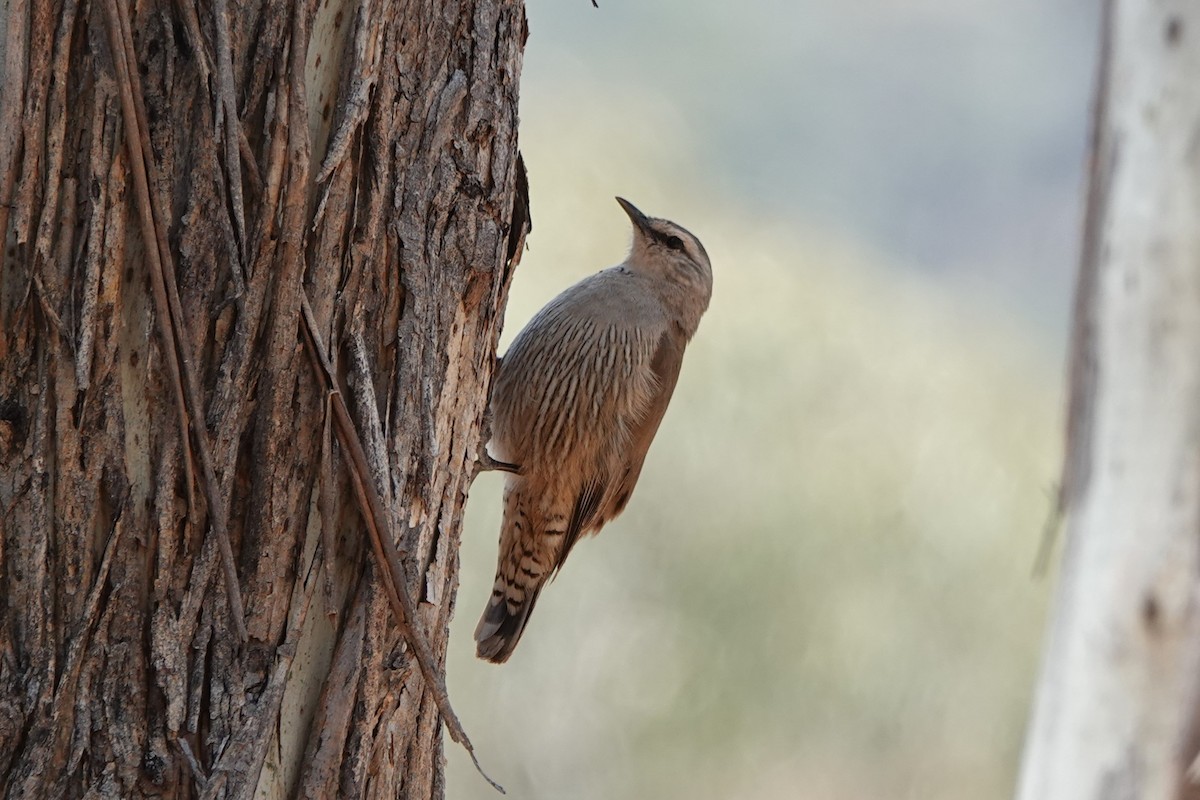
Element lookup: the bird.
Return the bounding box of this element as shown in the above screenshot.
[475,197,712,663]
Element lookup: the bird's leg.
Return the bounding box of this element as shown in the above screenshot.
[473,356,521,478]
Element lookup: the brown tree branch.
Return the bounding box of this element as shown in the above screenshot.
[298,292,503,793]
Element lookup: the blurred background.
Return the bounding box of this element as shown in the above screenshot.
[448,1,1099,797]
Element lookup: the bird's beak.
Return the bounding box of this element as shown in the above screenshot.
[616,197,652,234]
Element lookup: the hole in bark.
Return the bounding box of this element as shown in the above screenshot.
[1167,16,1184,45]
[0,398,30,449]
[1142,593,1161,629]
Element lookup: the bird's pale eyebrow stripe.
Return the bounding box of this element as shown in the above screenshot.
[651,222,707,263]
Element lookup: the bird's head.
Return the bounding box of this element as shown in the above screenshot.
[617,197,712,304]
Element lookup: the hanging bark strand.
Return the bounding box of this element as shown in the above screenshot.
[0,0,528,797]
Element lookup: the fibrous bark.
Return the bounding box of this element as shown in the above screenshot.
[0,0,528,797]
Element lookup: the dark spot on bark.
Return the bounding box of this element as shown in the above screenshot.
[0,398,30,449]
[323,101,331,121]
[102,464,130,521]
[147,38,160,59]
[130,349,140,367]
[315,54,322,68]
[125,265,134,283]
[142,748,166,784]
[1166,16,1183,45]
[91,179,100,200]
[72,391,85,428]
[460,178,484,199]
[334,9,344,28]
[172,17,191,60]
[387,645,408,670]
[1142,593,1160,629]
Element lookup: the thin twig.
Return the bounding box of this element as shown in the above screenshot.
[237,125,264,199]
[319,389,339,612]
[114,0,249,644]
[176,737,210,792]
[298,293,503,794]
[1031,486,1063,579]
[99,0,197,508]
[102,0,248,643]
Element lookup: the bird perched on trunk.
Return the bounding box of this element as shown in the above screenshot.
[475,198,712,663]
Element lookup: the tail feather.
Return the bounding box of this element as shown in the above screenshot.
[474,582,545,663]
[477,482,568,663]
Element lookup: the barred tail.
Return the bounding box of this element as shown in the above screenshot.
[475,485,564,663]
[474,578,546,663]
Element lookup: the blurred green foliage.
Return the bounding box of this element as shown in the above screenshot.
[444,64,1061,797]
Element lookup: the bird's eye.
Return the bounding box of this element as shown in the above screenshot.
[665,235,685,251]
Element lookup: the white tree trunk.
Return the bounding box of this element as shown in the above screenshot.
[1017,2,1200,799]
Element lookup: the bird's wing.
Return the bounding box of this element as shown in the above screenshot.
[598,325,687,524]
[552,326,688,575]
[554,477,605,574]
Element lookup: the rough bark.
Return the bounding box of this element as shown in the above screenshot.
[1017,2,1200,798]
[0,0,528,797]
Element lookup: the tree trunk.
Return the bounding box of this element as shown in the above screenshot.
[0,0,527,797]
[1016,2,1200,798]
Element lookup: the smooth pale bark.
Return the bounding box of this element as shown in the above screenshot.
[0,1,528,797]
[1017,3,1200,799]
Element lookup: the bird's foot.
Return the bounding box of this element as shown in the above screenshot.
[473,450,521,478]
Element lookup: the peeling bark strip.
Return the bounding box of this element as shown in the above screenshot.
[0,0,528,797]
[1017,2,1200,799]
